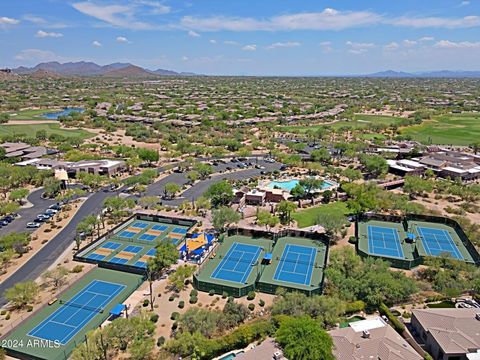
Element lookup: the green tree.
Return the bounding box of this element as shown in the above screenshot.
[193,163,213,179]
[4,281,40,309]
[315,207,346,243]
[276,200,297,225]
[299,178,323,200]
[290,183,306,199]
[276,316,335,360]
[403,176,433,199]
[43,177,62,198]
[343,167,362,182]
[138,196,160,209]
[311,148,331,164]
[164,182,181,199]
[137,148,159,165]
[168,265,196,292]
[9,188,29,204]
[212,206,241,232]
[205,180,234,207]
[42,266,69,288]
[359,155,388,178]
[146,242,178,310]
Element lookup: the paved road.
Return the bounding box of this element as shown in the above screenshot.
[0,189,122,306]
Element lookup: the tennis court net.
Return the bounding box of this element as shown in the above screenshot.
[59,300,104,313]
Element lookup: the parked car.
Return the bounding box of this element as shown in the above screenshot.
[33,218,46,223]
[226,166,232,171]
[36,214,49,221]
[4,215,15,222]
[0,220,9,226]
[49,204,62,211]
[26,222,41,228]
[45,209,58,215]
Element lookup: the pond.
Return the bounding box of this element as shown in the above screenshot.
[42,107,84,119]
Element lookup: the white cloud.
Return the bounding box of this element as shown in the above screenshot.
[0,16,20,29]
[346,41,375,54]
[72,2,151,30]
[403,39,417,47]
[224,40,239,45]
[180,9,480,33]
[266,41,301,49]
[35,30,63,38]
[384,42,400,51]
[419,36,435,42]
[434,40,480,49]
[188,30,200,37]
[14,49,62,63]
[182,56,189,61]
[319,41,332,46]
[22,14,67,29]
[460,1,470,6]
[209,39,217,44]
[181,8,382,32]
[135,1,170,15]
[92,40,102,47]
[23,14,46,24]
[242,44,257,51]
[116,36,130,43]
[390,15,480,28]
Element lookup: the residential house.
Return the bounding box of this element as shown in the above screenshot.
[330,317,422,360]
[411,308,480,360]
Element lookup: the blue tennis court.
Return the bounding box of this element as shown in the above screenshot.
[273,244,317,285]
[123,245,143,253]
[134,261,147,268]
[172,227,187,234]
[86,253,105,261]
[131,221,148,229]
[417,227,464,260]
[101,242,121,250]
[109,257,129,264]
[151,224,168,231]
[27,280,125,345]
[138,234,158,242]
[146,248,156,256]
[118,230,136,238]
[211,242,262,284]
[367,225,404,258]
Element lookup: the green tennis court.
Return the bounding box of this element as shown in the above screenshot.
[2,268,143,360]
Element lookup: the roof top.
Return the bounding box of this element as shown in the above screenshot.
[412,309,480,355]
[331,318,422,360]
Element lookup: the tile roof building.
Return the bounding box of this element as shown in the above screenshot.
[330,318,422,360]
[411,309,480,360]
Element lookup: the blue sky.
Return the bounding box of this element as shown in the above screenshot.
[1,0,480,75]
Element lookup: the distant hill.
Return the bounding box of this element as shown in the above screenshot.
[28,69,63,79]
[365,69,480,78]
[103,65,157,78]
[12,61,195,77]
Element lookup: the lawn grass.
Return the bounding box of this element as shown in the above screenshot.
[277,114,404,134]
[400,113,480,145]
[0,123,94,139]
[9,108,57,120]
[292,201,350,228]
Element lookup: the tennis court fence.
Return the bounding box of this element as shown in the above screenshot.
[356,213,480,268]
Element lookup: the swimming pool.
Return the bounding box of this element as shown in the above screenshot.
[266,179,337,192]
[42,107,84,119]
[217,351,244,360]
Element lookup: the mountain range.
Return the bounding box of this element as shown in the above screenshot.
[7,62,480,78]
[364,70,480,78]
[12,61,196,77]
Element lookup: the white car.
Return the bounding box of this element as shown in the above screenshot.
[26,222,41,228]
